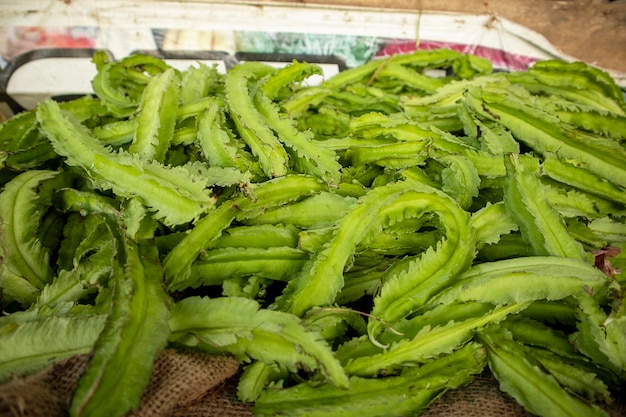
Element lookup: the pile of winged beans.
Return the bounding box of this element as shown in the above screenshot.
[0,48,625,417]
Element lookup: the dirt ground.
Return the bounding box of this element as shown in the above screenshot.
[268,0,626,74]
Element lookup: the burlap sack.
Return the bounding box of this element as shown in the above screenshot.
[422,371,626,417]
[0,349,246,417]
[1,350,624,417]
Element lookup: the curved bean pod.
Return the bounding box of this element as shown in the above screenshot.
[479,329,609,417]
[164,175,326,290]
[129,68,179,162]
[168,296,349,389]
[190,246,308,286]
[70,237,171,417]
[36,100,216,226]
[368,182,475,337]
[427,256,610,308]
[0,170,68,304]
[346,303,525,377]
[465,86,626,189]
[504,153,586,260]
[226,66,289,178]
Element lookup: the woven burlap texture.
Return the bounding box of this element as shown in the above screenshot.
[1,349,624,417]
[0,349,246,417]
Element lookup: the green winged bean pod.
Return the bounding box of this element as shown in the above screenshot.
[225,66,290,179]
[427,256,611,307]
[438,154,481,209]
[0,95,107,171]
[503,153,587,260]
[555,108,626,140]
[254,341,486,417]
[197,100,244,168]
[164,175,327,290]
[367,181,475,338]
[571,292,626,377]
[324,48,491,89]
[215,224,300,249]
[180,62,223,104]
[529,348,614,405]
[260,60,323,100]
[0,170,71,305]
[91,51,171,117]
[1,48,626,417]
[36,99,216,226]
[465,85,626,189]
[479,329,610,417]
[374,62,447,94]
[280,86,333,117]
[0,314,107,383]
[542,155,626,206]
[254,87,342,185]
[168,296,349,389]
[506,59,626,115]
[128,68,180,162]
[189,246,309,285]
[274,180,422,317]
[92,119,137,146]
[70,236,171,417]
[345,303,526,377]
[470,202,519,248]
